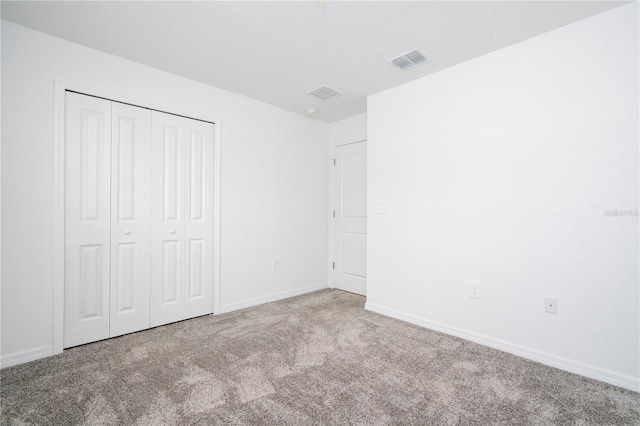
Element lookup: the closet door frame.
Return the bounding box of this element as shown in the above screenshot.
[53,80,221,355]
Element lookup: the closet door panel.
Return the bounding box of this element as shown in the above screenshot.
[64,93,111,348]
[184,120,214,317]
[110,103,152,337]
[150,112,187,327]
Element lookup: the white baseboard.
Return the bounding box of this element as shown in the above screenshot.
[365,302,639,393]
[1,345,54,369]
[220,283,328,314]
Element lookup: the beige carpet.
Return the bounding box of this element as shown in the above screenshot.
[1,289,639,425]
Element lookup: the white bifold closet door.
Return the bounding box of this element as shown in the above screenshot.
[150,111,214,327]
[65,92,214,348]
[64,93,113,348]
[109,103,152,338]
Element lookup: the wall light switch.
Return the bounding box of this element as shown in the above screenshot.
[376,200,389,214]
[272,258,280,271]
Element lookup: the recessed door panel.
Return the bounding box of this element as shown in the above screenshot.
[115,243,135,312]
[79,244,105,319]
[110,102,151,338]
[342,149,367,218]
[80,111,105,222]
[117,117,136,221]
[163,127,181,221]
[189,132,205,221]
[65,92,111,348]
[162,240,181,304]
[189,239,204,300]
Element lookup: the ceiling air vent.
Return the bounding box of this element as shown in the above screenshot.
[388,48,429,71]
[307,85,342,101]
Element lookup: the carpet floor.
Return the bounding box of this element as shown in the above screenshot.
[1,289,639,425]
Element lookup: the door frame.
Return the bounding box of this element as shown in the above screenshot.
[328,139,367,291]
[53,80,222,355]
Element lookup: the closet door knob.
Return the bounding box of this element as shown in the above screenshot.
[169,228,175,234]
[124,229,132,235]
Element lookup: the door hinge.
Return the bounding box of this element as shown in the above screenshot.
[332,210,335,218]
[332,262,335,269]
[332,158,336,166]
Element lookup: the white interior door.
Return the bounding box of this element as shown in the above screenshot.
[109,102,152,337]
[150,112,214,326]
[64,92,112,348]
[333,141,367,296]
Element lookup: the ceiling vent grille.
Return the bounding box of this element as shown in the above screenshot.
[388,48,429,71]
[307,85,342,101]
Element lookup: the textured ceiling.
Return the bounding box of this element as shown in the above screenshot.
[1,1,628,122]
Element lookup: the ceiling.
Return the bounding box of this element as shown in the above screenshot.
[1,1,628,122]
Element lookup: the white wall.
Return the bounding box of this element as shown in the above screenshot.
[1,21,329,362]
[329,112,367,148]
[367,4,639,391]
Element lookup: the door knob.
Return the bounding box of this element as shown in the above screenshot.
[124,229,131,235]
[169,228,175,234]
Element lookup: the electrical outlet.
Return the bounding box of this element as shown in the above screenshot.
[470,281,481,299]
[272,258,280,271]
[545,297,558,314]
